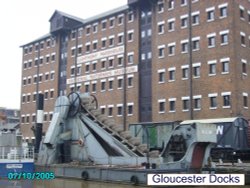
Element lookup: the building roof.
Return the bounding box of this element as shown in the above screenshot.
[49,10,85,23]
[21,4,128,47]
[84,5,128,24]
[20,33,51,47]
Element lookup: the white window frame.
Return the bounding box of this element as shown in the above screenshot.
[208,93,218,110]
[158,99,166,114]
[158,69,165,84]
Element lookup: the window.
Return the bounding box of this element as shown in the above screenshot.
[158,70,165,83]
[128,76,133,87]
[158,45,165,58]
[39,74,43,82]
[49,113,53,121]
[141,53,146,61]
[110,18,115,28]
[26,116,30,123]
[76,66,81,75]
[118,34,124,44]
[70,67,75,76]
[109,80,114,90]
[210,97,217,108]
[181,16,188,28]
[128,11,134,22]
[192,12,200,25]
[168,0,174,10]
[117,105,123,116]
[86,26,91,35]
[85,64,90,73]
[181,40,188,53]
[209,63,216,75]
[221,58,230,73]
[243,93,248,108]
[158,22,165,34]
[147,29,152,36]
[22,95,26,103]
[242,59,247,75]
[92,62,97,72]
[208,34,216,48]
[181,0,187,6]
[194,96,201,110]
[101,81,106,91]
[169,69,175,81]
[241,32,246,46]
[27,77,31,84]
[50,90,54,98]
[108,106,113,117]
[220,30,229,45]
[92,83,97,93]
[169,99,176,112]
[118,15,124,25]
[128,53,134,64]
[118,56,124,66]
[86,43,90,52]
[158,1,164,13]
[29,45,33,53]
[46,55,50,63]
[40,42,44,50]
[182,98,189,111]
[93,41,98,51]
[109,36,114,46]
[85,83,90,93]
[71,31,76,39]
[50,72,55,80]
[219,5,228,18]
[93,23,98,33]
[35,59,38,66]
[118,78,123,89]
[168,43,175,56]
[108,58,114,68]
[101,38,106,48]
[222,93,231,107]
[209,94,217,109]
[101,107,106,115]
[192,38,200,51]
[51,53,55,62]
[182,66,189,79]
[44,114,47,122]
[207,8,215,21]
[128,104,133,115]
[78,28,83,38]
[102,20,107,30]
[23,78,27,86]
[71,48,75,56]
[168,20,175,31]
[193,64,201,78]
[101,59,106,69]
[44,91,49,100]
[158,100,165,113]
[240,7,244,19]
[39,57,43,65]
[128,31,134,42]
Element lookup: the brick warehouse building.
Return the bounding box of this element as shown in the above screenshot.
[20,0,250,140]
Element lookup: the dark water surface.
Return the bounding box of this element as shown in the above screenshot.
[0,178,249,188]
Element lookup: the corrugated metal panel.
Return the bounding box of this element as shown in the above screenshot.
[180,117,238,125]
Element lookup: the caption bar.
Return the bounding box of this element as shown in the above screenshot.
[147,174,245,186]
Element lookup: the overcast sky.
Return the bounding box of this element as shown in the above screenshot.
[0,0,127,109]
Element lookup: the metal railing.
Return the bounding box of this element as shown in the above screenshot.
[0,146,34,160]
